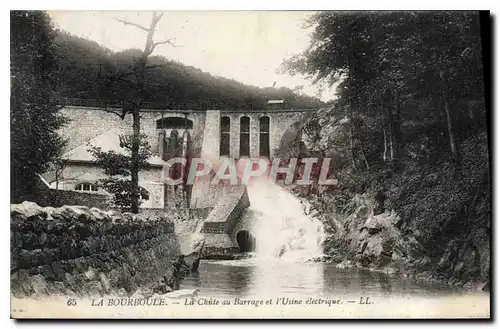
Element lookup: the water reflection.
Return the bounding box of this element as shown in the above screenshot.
[227,265,254,296]
[180,260,466,300]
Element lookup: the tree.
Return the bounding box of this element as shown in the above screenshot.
[282,11,484,169]
[89,133,153,212]
[10,11,67,202]
[94,12,178,213]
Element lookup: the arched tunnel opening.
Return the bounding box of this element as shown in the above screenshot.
[236,230,256,252]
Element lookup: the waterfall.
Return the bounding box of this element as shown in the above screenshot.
[241,180,325,262]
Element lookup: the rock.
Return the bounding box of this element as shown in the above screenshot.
[53,205,92,222]
[153,276,173,294]
[11,201,47,222]
[89,208,110,221]
[52,261,65,280]
[64,272,77,291]
[122,212,136,222]
[10,270,33,297]
[131,291,145,299]
[107,210,123,222]
[99,273,111,294]
[86,281,104,297]
[41,264,55,280]
[389,210,403,228]
[137,287,154,299]
[44,207,56,221]
[117,288,128,297]
[481,281,490,292]
[178,233,205,272]
[309,210,320,218]
[84,266,97,280]
[30,275,49,296]
[164,289,200,299]
[51,281,66,295]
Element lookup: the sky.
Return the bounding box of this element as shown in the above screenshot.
[48,11,337,102]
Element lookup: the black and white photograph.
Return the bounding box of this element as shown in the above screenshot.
[9,9,491,319]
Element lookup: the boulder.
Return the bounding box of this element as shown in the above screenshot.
[53,205,92,222]
[90,208,110,221]
[107,210,123,222]
[122,212,137,222]
[11,201,47,222]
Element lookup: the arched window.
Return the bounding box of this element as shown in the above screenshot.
[259,116,270,158]
[220,116,231,156]
[139,187,149,201]
[74,182,98,192]
[139,186,152,208]
[156,117,193,130]
[239,116,250,157]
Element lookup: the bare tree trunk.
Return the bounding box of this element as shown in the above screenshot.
[350,127,356,168]
[392,89,402,161]
[126,12,170,213]
[442,90,460,165]
[360,143,370,169]
[130,111,141,213]
[387,111,394,161]
[382,128,388,162]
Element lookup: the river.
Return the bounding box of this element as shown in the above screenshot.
[178,179,490,317]
[10,180,489,318]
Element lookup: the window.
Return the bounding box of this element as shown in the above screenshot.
[156,117,193,130]
[74,183,98,192]
[220,116,231,156]
[259,116,270,158]
[139,187,150,201]
[239,116,250,157]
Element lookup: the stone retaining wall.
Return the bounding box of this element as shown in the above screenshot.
[10,202,186,298]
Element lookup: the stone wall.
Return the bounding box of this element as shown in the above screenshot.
[10,202,192,298]
[59,106,315,164]
[59,107,206,157]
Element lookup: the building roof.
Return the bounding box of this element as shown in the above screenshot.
[62,129,166,166]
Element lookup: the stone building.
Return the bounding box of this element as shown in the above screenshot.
[40,101,316,210]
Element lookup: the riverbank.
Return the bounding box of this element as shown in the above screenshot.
[292,189,490,293]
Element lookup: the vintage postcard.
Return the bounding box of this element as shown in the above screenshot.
[10,10,491,319]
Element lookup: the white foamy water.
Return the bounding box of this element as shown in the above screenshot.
[240,179,325,262]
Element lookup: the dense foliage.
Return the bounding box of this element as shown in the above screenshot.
[281,11,490,282]
[53,30,324,110]
[11,11,68,202]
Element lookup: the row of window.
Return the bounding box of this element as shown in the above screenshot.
[220,116,270,157]
[73,183,149,200]
[74,182,98,192]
